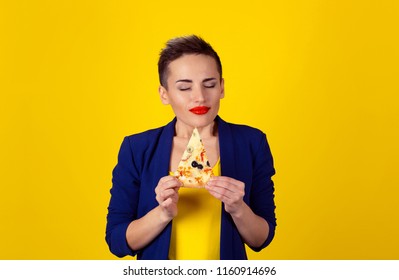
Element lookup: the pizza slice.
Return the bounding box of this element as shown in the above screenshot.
[173,128,214,188]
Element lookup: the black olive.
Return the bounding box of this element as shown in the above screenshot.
[207,161,210,167]
[191,161,198,168]
[197,164,203,170]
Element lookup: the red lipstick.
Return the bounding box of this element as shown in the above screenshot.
[189,106,210,115]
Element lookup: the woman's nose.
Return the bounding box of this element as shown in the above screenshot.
[192,86,206,102]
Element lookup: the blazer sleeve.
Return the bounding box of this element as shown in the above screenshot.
[249,132,277,251]
[105,137,140,258]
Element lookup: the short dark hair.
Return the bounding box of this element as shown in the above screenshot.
[158,35,222,88]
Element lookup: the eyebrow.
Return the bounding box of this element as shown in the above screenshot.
[175,79,192,84]
[175,78,217,84]
[203,78,217,83]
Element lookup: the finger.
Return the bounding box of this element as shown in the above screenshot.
[156,177,182,194]
[156,188,179,204]
[206,180,238,196]
[209,176,244,189]
[158,175,183,186]
[206,179,245,203]
[207,187,245,213]
[158,175,177,183]
[208,177,245,194]
[205,184,234,201]
[169,192,179,204]
[207,188,228,203]
[159,188,177,199]
[209,176,240,184]
[161,197,173,208]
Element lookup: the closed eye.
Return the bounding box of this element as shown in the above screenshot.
[203,78,217,89]
[176,79,192,91]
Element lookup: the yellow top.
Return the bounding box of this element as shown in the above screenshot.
[168,159,221,260]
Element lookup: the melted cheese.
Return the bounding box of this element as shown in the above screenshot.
[174,128,213,188]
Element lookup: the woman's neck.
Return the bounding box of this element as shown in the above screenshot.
[174,120,218,139]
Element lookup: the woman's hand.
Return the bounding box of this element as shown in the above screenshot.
[126,175,181,251]
[205,176,269,248]
[155,176,182,222]
[205,176,245,216]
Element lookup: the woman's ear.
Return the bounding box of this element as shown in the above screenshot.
[159,85,170,105]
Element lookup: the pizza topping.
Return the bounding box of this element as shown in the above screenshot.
[174,128,214,188]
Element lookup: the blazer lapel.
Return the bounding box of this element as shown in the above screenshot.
[216,116,244,259]
[217,116,237,178]
[155,118,176,177]
[143,118,176,260]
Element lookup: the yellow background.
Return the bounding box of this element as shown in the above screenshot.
[1,0,398,259]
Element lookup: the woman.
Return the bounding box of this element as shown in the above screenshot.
[106,35,276,260]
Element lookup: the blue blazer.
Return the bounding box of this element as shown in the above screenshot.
[106,116,276,260]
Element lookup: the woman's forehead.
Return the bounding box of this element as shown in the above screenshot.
[167,54,219,77]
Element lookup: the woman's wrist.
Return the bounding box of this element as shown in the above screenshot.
[227,200,247,219]
[155,205,174,224]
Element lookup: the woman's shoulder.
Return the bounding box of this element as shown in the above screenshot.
[217,117,271,155]
[219,117,266,138]
[123,119,175,150]
[229,122,264,135]
[126,126,164,141]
